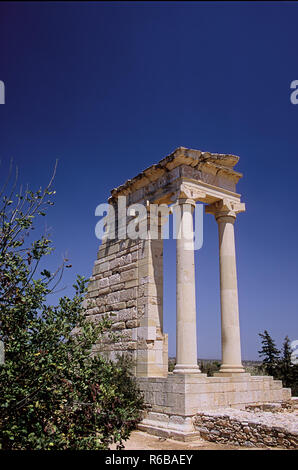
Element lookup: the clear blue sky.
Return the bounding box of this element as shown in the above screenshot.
[0,1,297,360]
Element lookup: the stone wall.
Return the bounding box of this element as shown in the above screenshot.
[85,237,139,358]
[85,234,168,377]
[194,409,298,449]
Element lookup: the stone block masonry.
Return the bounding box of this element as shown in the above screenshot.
[85,235,168,377]
[194,407,298,449]
[137,374,291,441]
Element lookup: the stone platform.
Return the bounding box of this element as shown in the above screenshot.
[137,373,292,441]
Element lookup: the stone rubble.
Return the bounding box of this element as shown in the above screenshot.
[194,405,298,449]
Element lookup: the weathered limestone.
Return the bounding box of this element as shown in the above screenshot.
[194,408,298,448]
[86,146,292,440]
[206,199,246,375]
[173,198,200,375]
[86,234,168,376]
[136,234,168,377]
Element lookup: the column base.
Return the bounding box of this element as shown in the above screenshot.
[214,364,246,377]
[173,364,201,374]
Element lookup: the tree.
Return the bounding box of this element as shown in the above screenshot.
[279,336,292,383]
[278,335,298,395]
[258,331,298,396]
[258,330,280,377]
[0,164,144,450]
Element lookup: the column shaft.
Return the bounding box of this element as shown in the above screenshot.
[173,200,200,374]
[217,215,245,374]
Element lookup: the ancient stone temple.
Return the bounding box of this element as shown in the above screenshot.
[85,147,291,440]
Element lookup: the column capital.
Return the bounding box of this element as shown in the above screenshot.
[205,199,245,222]
[171,182,206,205]
[172,197,196,207]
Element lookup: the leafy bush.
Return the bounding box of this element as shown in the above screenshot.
[168,357,176,373]
[244,364,268,376]
[199,360,220,376]
[168,358,221,376]
[0,166,144,449]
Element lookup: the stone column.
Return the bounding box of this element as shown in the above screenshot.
[206,199,245,375]
[173,198,201,374]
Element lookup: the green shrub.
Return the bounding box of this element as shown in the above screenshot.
[199,360,220,376]
[0,168,144,449]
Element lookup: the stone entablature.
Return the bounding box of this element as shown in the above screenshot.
[109,147,242,208]
[109,147,242,205]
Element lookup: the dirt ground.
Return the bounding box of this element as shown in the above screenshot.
[115,430,264,451]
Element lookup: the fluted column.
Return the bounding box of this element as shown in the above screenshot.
[206,199,245,375]
[173,198,201,374]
